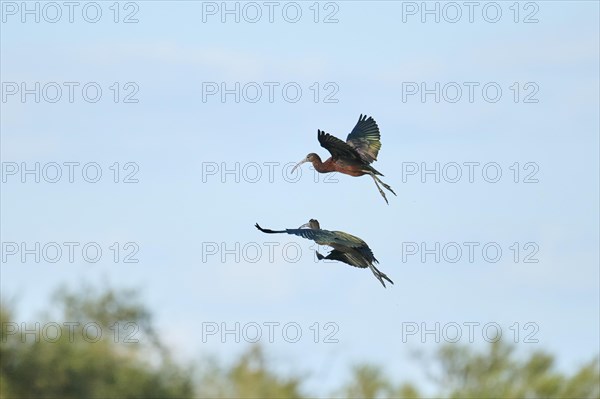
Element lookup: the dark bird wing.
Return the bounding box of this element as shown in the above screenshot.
[318,249,369,269]
[329,231,368,250]
[328,231,379,265]
[317,249,371,269]
[345,114,381,164]
[256,224,378,264]
[318,247,392,288]
[355,244,379,265]
[317,130,362,162]
[255,223,336,244]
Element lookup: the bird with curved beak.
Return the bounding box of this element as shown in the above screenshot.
[255,219,394,288]
[292,114,396,204]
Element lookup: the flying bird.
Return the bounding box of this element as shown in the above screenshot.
[255,219,393,288]
[292,114,396,204]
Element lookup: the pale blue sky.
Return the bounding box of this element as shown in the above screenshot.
[1,1,599,394]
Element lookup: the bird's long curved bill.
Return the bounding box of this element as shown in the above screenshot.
[298,222,310,229]
[291,158,308,173]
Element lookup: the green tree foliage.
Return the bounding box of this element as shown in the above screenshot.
[0,286,194,398]
[335,342,599,399]
[429,341,599,398]
[337,364,393,398]
[1,286,598,398]
[197,346,304,398]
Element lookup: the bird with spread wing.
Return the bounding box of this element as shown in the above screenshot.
[292,114,396,204]
[255,219,394,288]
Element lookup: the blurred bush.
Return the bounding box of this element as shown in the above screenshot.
[1,286,598,398]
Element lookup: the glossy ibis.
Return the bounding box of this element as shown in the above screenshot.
[292,114,396,204]
[255,219,393,288]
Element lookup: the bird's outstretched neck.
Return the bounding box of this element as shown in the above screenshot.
[255,223,286,234]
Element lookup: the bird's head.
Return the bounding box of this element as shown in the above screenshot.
[298,219,321,230]
[292,153,320,172]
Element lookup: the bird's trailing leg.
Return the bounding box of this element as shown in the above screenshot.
[375,175,396,197]
[368,264,394,288]
[369,173,390,204]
